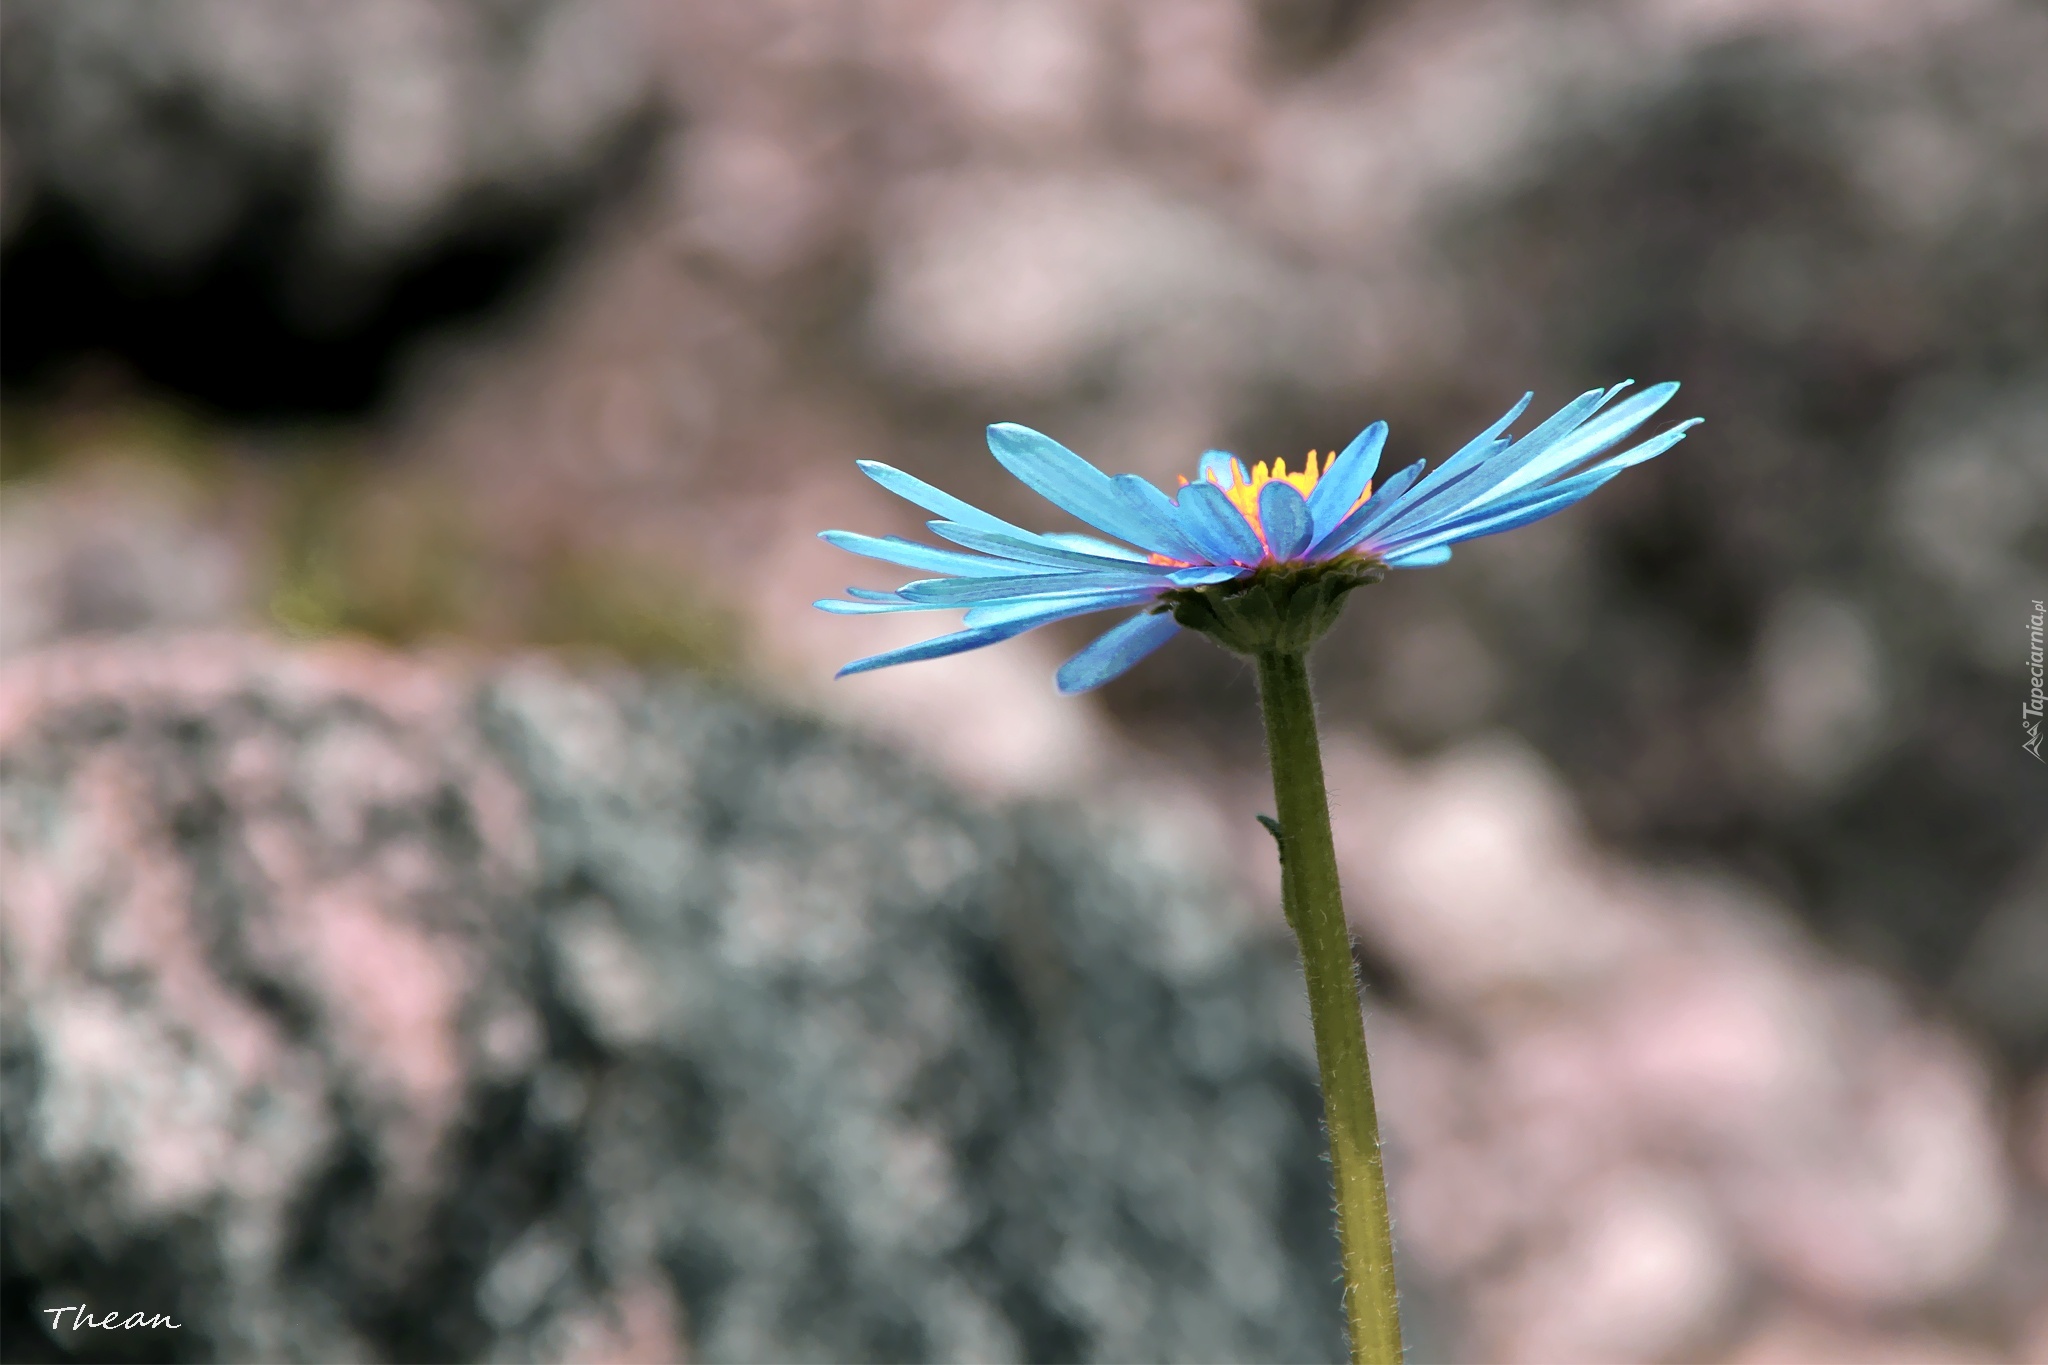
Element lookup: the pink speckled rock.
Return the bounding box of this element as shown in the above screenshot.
[0,632,1349,1362]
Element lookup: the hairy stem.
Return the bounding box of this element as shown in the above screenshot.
[1255,648,1402,1365]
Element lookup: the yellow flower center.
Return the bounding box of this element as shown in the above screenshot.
[1154,451,1370,563]
[1212,452,1325,530]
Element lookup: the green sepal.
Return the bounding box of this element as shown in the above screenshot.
[1156,554,1385,656]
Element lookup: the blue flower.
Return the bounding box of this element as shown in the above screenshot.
[818,383,1699,694]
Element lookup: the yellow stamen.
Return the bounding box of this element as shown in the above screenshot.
[1155,448,1372,564]
[1218,452,1324,536]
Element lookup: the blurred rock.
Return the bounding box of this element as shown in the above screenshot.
[1329,734,2043,1362]
[0,0,658,412]
[0,455,248,657]
[1403,17,2048,1053]
[0,0,649,303]
[0,633,1344,1363]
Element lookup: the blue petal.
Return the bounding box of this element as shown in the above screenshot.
[1411,389,1597,516]
[1055,611,1182,694]
[1511,384,1625,455]
[845,587,904,601]
[1197,450,1248,487]
[1427,385,1613,508]
[1585,418,1699,473]
[1362,384,1623,548]
[1308,459,1426,557]
[963,585,1161,627]
[1374,467,1625,558]
[985,424,1186,556]
[1385,418,1699,551]
[1378,475,1584,548]
[1306,421,1385,542]
[1477,382,1679,504]
[1368,384,1663,543]
[1041,531,1151,562]
[835,620,1040,678]
[1168,565,1243,586]
[1362,437,1509,538]
[1427,480,1613,548]
[819,530,1038,578]
[1113,474,1210,563]
[1175,481,1264,565]
[1381,545,1452,568]
[927,521,1177,575]
[1398,392,1536,506]
[1258,481,1313,560]
[899,569,1161,605]
[814,597,940,614]
[856,461,1037,540]
[1307,395,1536,558]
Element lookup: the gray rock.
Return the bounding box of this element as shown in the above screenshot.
[0,635,1345,1362]
[0,0,652,322]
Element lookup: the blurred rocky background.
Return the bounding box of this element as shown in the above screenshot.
[2,635,1348,1363]
[2,0,2045,1361]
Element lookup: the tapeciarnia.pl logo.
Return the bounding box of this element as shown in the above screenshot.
[2027,598,2045,762]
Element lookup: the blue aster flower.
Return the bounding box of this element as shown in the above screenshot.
[817,382,1699,694]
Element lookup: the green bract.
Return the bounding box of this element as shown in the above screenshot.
[1158,554,1387,656]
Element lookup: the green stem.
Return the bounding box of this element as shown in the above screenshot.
[1255,649,1402,1365]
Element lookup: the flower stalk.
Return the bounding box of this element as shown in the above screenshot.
[816,379,1699,1356]
[1255,648,1402,1365]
